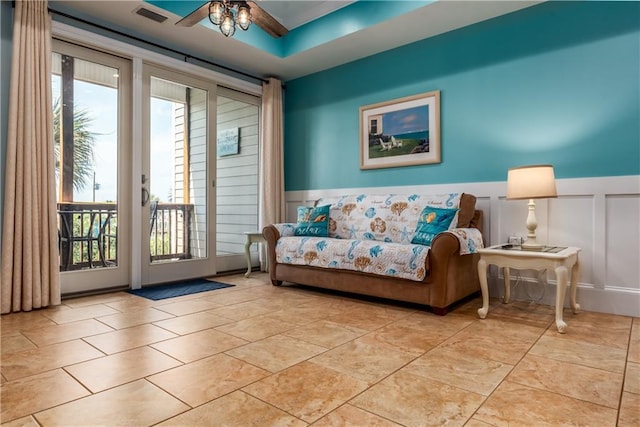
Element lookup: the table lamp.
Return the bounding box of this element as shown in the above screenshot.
[506,164,557,250]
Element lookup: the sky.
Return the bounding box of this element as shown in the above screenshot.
[382,105,429,135]
[52,74,175,204]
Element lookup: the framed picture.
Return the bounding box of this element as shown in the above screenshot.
[217,128,239,157]
[359,90,440,170]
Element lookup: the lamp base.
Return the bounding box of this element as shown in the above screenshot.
[521,242,545,251]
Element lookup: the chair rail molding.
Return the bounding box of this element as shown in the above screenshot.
[284,175,640,317]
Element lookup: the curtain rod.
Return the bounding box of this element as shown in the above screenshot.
[47,7,269,84]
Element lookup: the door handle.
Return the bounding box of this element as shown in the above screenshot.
[142,187,150,207]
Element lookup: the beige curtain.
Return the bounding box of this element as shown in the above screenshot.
[259,77,285,270]
[260,77,285,226]
[1,0,60,313]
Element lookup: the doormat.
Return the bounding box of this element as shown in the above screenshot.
[127,279,235,301]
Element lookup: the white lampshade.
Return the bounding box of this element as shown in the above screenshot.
[507,164,557,200]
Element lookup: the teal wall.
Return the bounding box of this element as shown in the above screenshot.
[283,1,640,191]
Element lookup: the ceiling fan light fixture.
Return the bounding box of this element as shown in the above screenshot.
[208,0,225,25]
[236,2,251,31]
[219,11,236,37]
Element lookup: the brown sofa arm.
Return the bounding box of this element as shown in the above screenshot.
[262,225,281,285]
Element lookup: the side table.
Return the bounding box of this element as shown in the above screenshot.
[244,231,267,278]
[477,244,581,333]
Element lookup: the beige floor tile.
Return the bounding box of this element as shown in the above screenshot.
[311,339,415,384]
[618,391,640,427]
[463,418,495,427]
[357,323,450,355]
[104,296,159,311]
[351,370,485,427]
[226,334,327,372]
[21,319,114,347]
[215,315,298,341]
[464,317,546,343]
[1,339,104,381]
[529,335,627,373]
[563,310,633,331]
[479,299,555,329]
[264,304,342,325]
[312,404,403,426]
[545,311,632,349]
[1,333,36,355]
[436,327,534,365]
[152,299,223,316]
[201,288,264,305]
[0,369,89,423]
[148,353,269,407]
[151,328,248,363]
[403,347,513,396]
[83,323,178,354]
[628,320,640,363]
[265,298,357,324]
[392,311,474,336]
[152,311,233,335]
[624,362,640,394]
[283,320,367,348]
[0,312,56,336]
[208,299,282,320]
[65,346,182,392]
[156,390,306,427]
[34,379,189,426]
[0,276,636,427]
[326,309,401,331]
[507,354,623,408]
[474,381,618,426]
[243,361,368,424]
[40,304,120,324]
[0,415,40,427]
[61,292,134,308]
[96,307,175,329]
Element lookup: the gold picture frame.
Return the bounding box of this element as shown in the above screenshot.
[359,90,440,170]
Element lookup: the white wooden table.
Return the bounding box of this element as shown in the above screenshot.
[244,231,267,277]
[477,244,581,333]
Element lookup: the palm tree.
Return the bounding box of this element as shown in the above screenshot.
[52,97,96,192]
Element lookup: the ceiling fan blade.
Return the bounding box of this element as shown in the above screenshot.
[175,2,210,27]
[246,1,288,38]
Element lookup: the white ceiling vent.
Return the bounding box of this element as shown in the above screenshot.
[134,6,169,24]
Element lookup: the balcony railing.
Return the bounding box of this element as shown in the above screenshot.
[57,202,194,271]
[149,202,194,261]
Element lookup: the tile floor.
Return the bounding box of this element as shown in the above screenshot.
[1,273,638,426]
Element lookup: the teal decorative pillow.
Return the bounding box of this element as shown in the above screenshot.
[294,205,330,237]
[411,206,459,246]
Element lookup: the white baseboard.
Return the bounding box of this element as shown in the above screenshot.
[487,274,640,318]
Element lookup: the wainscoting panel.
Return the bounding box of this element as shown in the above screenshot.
[284,175,639,317]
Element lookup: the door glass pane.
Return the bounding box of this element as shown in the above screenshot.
[52,53,119,271]
[149,77,207,263]
[216,95,259,261]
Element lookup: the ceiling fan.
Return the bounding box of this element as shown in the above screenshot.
[176,0,288,38]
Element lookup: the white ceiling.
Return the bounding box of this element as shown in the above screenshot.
[49,1,541,81]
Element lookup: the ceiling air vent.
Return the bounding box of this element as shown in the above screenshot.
[134,7,169,24]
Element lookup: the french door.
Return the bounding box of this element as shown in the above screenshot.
[53,40,131,294]
[140,64,217,285]
[53,35,260,293]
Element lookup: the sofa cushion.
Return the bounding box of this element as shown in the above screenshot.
[411,207,459,246]
[294,205,330,237]
[275,236,430,281]
[457,193,477,228]
[316,193,463,244]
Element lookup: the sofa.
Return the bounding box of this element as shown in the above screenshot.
[262,193,484,315]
